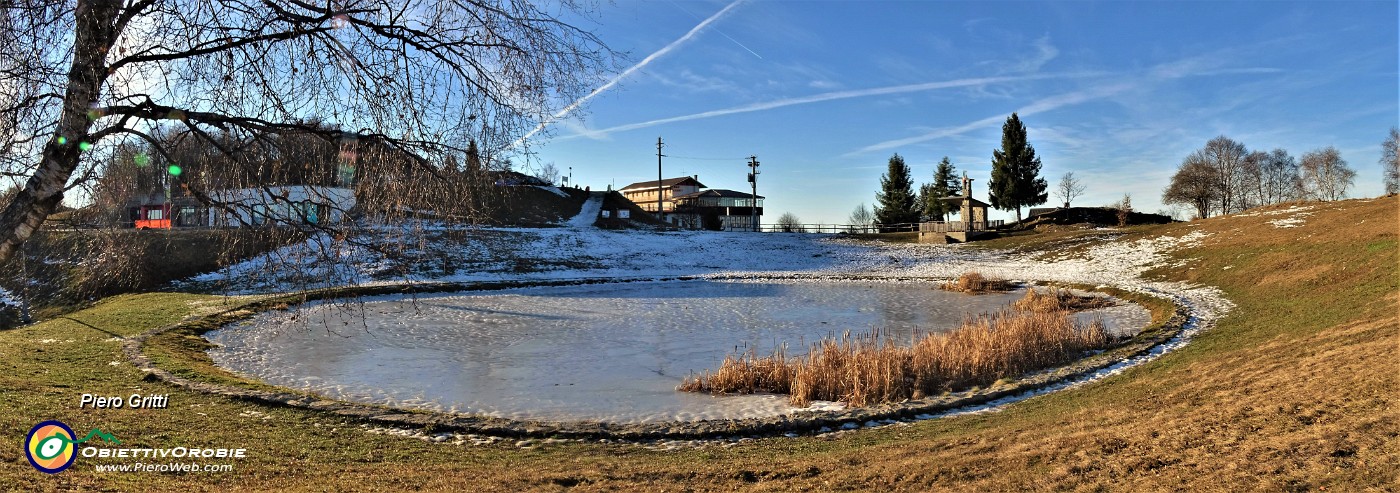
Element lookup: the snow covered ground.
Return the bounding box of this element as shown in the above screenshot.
[0,287,15,307]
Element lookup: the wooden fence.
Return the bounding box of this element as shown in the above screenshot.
[918,220,1005,233]
[723,220,1004,234]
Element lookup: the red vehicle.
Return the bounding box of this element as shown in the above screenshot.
[133,204,171,229]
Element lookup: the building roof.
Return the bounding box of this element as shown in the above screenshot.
[489,170,550,186]
[619,176,705,192]
[673,189,764,200]
[941,195,990,208]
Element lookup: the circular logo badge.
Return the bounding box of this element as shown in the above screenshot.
[25,420,77,474]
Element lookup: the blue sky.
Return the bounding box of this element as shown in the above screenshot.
[526,1,1398,224]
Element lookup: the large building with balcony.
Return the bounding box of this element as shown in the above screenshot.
[618,176,763,230]
[619,176,704,215]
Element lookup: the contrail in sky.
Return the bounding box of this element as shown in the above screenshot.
[582,72,1100,137]
[511,0,746,148]
[717,30,763,59]
[849,82,1133,155]
[671,0,762,59]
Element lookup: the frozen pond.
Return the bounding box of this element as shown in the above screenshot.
[206,279,1150,423]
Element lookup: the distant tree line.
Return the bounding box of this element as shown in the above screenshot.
[859,117,1393,229]
[1161,135,1367,219]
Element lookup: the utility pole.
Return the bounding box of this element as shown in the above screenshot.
[747,155,760,232]
[656,137,665,223]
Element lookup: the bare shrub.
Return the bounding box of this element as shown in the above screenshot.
[942,272,1016,294]
[1013,288,1115,313]
[1115,194,1133,227]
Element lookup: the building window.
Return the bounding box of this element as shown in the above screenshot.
[146,208,164,220]
[178,207,197,226]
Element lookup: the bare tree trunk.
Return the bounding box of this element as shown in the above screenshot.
[0,1,119,264]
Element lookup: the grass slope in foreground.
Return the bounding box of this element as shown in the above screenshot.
[0,197,1395,491]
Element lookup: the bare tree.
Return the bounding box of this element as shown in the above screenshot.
[776,212,804,233]
[0,1,616,265]
[1195,136,1250,215]
[535,162,560,187]
[1114,193,1132,227]
[1162,156,1220,219]
[1383,127,1399,195]
[1238,151,1266,210]
[1257,148,1301,204]
[1300,146,1355,201]
[1054,171,1086,208]
[847,203,873,233]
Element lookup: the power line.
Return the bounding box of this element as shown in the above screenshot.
[665,155,749,162]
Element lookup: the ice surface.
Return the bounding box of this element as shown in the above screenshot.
[206,279,1146,423]
[189,218,1232,427]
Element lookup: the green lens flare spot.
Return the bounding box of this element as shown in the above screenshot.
[78,142,92,152]
[133,154,149,166]
[56,136,67,145]
[167,164,182,176]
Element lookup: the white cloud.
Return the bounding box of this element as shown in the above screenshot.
[1011,35,1059,73]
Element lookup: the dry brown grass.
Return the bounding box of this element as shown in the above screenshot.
[675,346,793,395]
[680,308,1110,407]
[1012,287,1115,312]
[941,271,1017,293]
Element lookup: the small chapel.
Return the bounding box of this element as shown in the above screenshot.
[917,172,996,243]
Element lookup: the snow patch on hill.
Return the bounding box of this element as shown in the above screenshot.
[566,195,604,228]
[183,226,1229,324]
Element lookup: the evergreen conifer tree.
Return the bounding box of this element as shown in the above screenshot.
[989,113,1049,221]
[874,153,920,228]
[925,157,958,221]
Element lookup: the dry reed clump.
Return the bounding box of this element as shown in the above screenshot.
[942,272,1017,294]
[1013,288,1116,313]
[676,347,793,395]
[679,309,1112,407]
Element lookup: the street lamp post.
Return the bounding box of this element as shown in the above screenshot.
[747,156,759,232]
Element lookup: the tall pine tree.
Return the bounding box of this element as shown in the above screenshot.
[875,153,919,228]
[923,156,958,221]
[989,113,1048,221]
